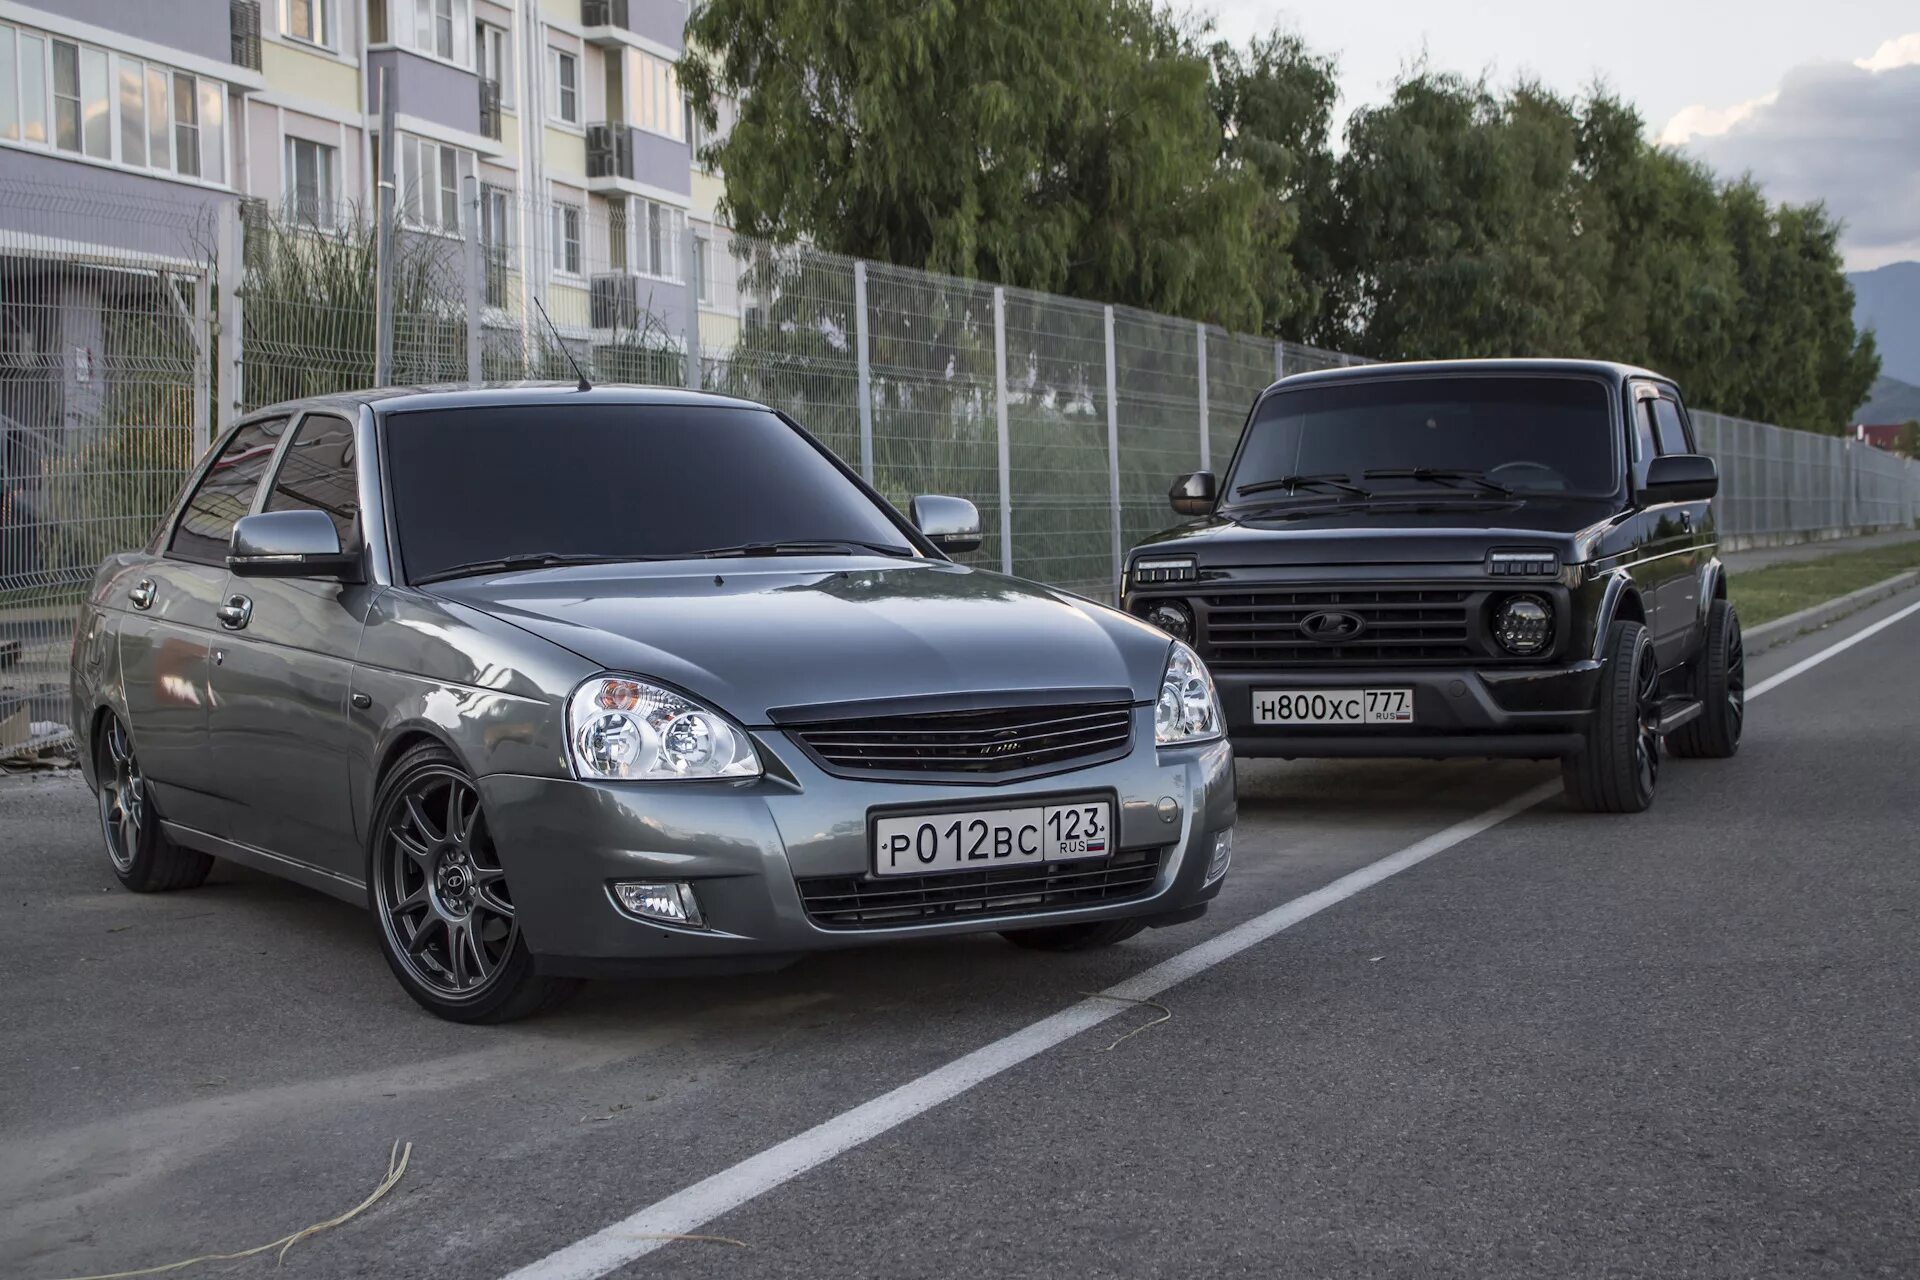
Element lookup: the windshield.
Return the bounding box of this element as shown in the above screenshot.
[385,404,914,582]
[1225,375,1620,505]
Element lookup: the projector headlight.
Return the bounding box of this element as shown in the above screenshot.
[1155,640,1223,745]
[567,676,761,780]
[1493,594,1554,656]
[1141,600,1194,643]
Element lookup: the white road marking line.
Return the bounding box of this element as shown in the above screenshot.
[500,600,1918,1280]
[1745,597,1920,700]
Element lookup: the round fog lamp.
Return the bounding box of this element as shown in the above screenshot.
[1494,594,1553,656]
[1142,601,1194,642]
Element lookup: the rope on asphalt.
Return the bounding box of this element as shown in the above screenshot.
[1080,991,1174,1052]
[41,1140,412,1280]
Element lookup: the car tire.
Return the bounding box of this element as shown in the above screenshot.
[96,712,213,892]
[1669,598,1744,760]
[1561,620,1660,814]
[1000,919,1147,952]
[369,741,580,1024]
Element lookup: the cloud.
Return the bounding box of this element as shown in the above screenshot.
[1659,32,1920,269]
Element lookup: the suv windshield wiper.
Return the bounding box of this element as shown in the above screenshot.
[1363,467,1514,497]
[1234,472,1372,500]
[696,539,917,559]
[414,552,671,585]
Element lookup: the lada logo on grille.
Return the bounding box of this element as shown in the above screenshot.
[984,738,1024,755]
[1299,610,1367,642]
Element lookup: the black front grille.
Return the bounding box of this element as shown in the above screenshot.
[798,850,1163,930]
[790,703,1133,777]
[1202,586,1476,665]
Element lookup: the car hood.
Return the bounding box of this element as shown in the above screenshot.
[427,557,1169,723]
[1134,498,1625,568]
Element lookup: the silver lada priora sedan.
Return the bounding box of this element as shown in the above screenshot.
[71,386,1236,1021]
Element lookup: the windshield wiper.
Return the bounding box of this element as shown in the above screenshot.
[1362,467,1514,497]
[414,552,669,585]
[696,539,916,559]
[1234,472,1372,500]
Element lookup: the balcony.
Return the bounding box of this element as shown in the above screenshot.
[590,272,678,332]
[581,0,687,50]
[479,77,503,141]
[230,0,262,69]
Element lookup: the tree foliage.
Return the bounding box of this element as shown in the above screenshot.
[686,8,1880,430]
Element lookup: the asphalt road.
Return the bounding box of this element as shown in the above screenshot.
[3,591,1917,1280]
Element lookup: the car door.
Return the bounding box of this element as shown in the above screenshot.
[1624,383,1692,665]
[1646,388,1706,662]
[118,416,289,837]
[208,410,375,880]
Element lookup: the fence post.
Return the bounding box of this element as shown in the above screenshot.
[373,68,397,387]
[191,269,211,456]
[1105,306,1122,602]
[463,175,483,387]
[993,285,1012,575]
[682,223,699,389]
[854,260,873,482]
[1196,321,1210,471]
[1273,339,1284,384]
[213,200,241,443]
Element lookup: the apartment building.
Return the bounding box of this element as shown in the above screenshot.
[0,0,736,367]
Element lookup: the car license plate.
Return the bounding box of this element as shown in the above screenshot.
[872,801,1112,877]
[1252,688,1414,725]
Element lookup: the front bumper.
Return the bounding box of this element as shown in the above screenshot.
[1213,661,1603,760]
[477,707,1235,975]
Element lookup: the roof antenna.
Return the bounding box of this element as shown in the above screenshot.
[531,295,592,392]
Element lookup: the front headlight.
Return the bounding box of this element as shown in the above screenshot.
[567,675,761,781]
[1155,640,1223,745]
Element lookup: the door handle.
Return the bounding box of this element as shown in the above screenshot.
[129,578,155,610]
[217,594,253,630]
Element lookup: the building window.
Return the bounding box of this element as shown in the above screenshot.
[12,28,48,145]
[689,93,735,170]
[692,232,711,303]
[623,48,682,141]
[548,48,578,125]
[614,197,683,281]
[481,183,512,306]
[410,0,470,64]
[286,0,331,47]
[476,21,511,105]
[51,40,109,159]
[1,26,226,182]
[550,201,581,276]
[285,136,336,226]
[400,135,471,233]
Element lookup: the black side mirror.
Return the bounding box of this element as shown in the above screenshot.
[1641,454,1718,504]
[228,510,363,580]
[909,494,983,554]
[1169,471,1216,516]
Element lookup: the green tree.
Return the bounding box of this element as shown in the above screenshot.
[682,0,1266,329]
[1206,29,1338,338]
[1896,420,1919,459]
[1312,72,1603,358]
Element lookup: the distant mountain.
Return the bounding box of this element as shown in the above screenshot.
[1857,375,1920,427]
[1850,261,1920,386]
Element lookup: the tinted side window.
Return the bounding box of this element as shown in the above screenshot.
[265,414,360,547]
[1651,397,1691,455]
[168,417,289,563]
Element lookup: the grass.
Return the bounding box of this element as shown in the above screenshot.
[1730,538,1920,627]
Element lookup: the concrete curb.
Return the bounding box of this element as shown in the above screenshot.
[1744,570,1920,655]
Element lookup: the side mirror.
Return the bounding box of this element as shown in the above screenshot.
[228,510,362,580]
[1641,454,1718,504]
[910,494,982,555]
[1169,470,1216,516]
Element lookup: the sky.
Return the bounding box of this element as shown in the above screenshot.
[1202,1,1920,271]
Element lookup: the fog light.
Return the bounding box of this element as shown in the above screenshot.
[613,880,705,928]
[1142,600,1194,642]
[1493,594,1553,656]
[1205,828,1234,885]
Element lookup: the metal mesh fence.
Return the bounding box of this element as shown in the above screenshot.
[4,178,1919,756]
